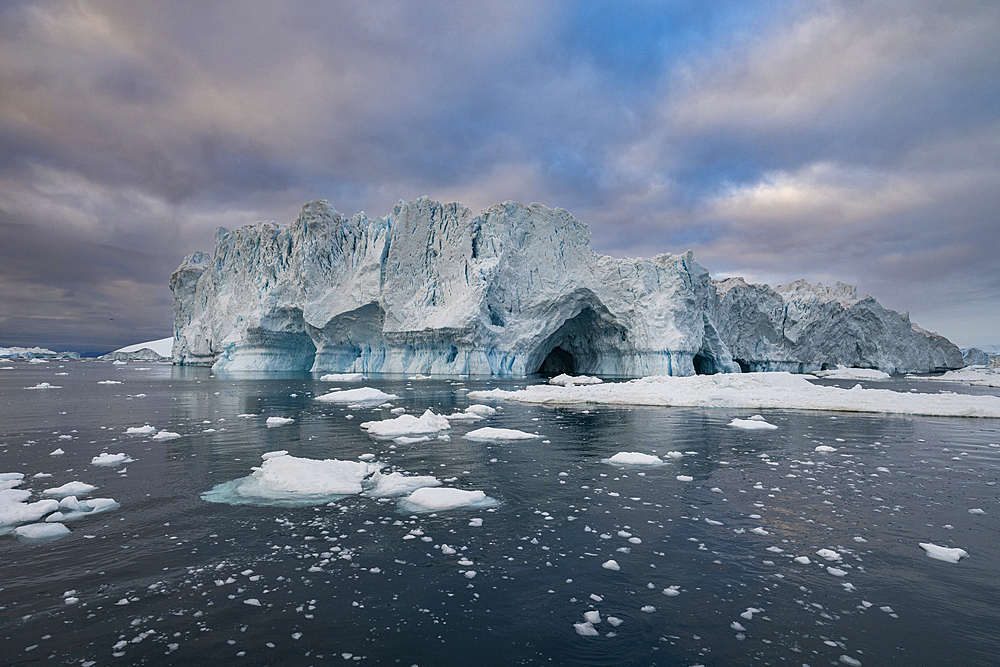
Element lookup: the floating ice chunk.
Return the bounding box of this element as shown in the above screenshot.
[463,427,541,442]
[266,416,294,427]
[918,542,969,563]
[319,373,366,382]
[361,409,451,438]
[91,453,133,467]
[839,655,862,666]
[583,610,601,624]
[465,404,497,417]
[601,559,620,571]
[751,527,769,535]
[573,621,599,636]
[664,451,683,459]
[549,374,603,387]
[398,487,498,513]
[243,598,262,607]
[363,471,441,498]
[152,431,181,441]
[640,605,656,613]
[827,567,848,577]
[49,448,65,456]
[603,452,663,466]
[0,489,59,527]
[0,473,24,490]
[97,380,122,385]
[15,522,70,539]
[811,366,890,380]
[705,518,724,526]
[202,452,380,506]
[394,436,431,445]
[468,518,483,527]
[731,621,746,632]
[663,585,681,596]
[315,387,398,404]
[817,548,842,562]
[42,481,96,496]
[968,508,985,515]
[607,616,623,626]
[676,475,694,482]
[815,445,837,453]
[794,556,811,565]
[729,417,778,430]
[59,497,120,521]
[26,382,60,389]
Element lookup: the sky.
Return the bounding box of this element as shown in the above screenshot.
[1,0,997,356]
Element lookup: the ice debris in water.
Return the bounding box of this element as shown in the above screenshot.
[362,471,441,498]
[811,366,891,380]
[601,559,621,571]
[815,445,837,453]
[25,382,60,389]
[91,453,133,467]
[463,427,541,442]
[919,542,969,563]
[42,481,96,496]
[49,448,65,456]
[152,430,181,441]
[676,475,694,482]
[397,487,498,513]
[315,387,398,404]
[125,425,156,435]
[360,409,451,438]
[266,416,294,427]
[14,522,70,539]
[728,415,778,430]
[602,452,664,466]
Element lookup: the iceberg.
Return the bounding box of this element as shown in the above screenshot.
[360,409,451,438]
[171,198,962,376]
[99,337,172,362]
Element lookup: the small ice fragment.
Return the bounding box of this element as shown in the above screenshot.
[815,445,836,453]
[42,481,96,496]
[640,605,655,613]
[91,452,133,467]
[817,549,842,562]
[463,427,540,442]
[49,448,65,456]
[604,452,662,466]
[839,656,862,666]
[583,610,601,624]
[266,417,294,427]
[243,598,262,606]
[315,387,397,404]
[675,475,693,482]
[399,487,497,512]
[918,542,969,563]
[968,508,985,515]
[464,570,477,579]
[464,404,497,417]
[827,567,848,577]
[794,556,811,565]
[731,621,746,632]
[152,431,180,441]
[607,616,623,626]
[601,559,620,571]
[468,518,483,527]
[573,621,599,636]
[14,523,70,539]
[662,586,680,596]
[751,527,769,536]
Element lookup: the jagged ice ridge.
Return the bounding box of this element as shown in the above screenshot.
[171,198,962,376]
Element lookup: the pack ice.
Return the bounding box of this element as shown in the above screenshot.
[171,198,962,376]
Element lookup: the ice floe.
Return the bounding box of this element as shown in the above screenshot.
[126,425,156,435]
[0,489,59,528]
[152,430,181,441]
[469,372,1000,418]
[397,487,498,513]
[549,374,603,387]
[919,542,969,563]
[728,415,778,430]
[91,453,133,466]
[266,416,294,427]
[15,522,70,539]
[42,481,96,496]
[315,387,398,404]
[318,373,367,382]
[463,427,541,442]
[362,471,442,498]
[602,452,664,466]
[25,382,60,389]
[908,365,1000,388]
[810,366,891,380]
[360,409,451,439]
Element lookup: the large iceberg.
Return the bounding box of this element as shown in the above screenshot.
[171,198,962,376]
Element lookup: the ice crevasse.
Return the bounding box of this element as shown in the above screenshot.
[171,198,962,377]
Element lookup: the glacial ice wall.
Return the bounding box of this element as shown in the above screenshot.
[170,198,962,376]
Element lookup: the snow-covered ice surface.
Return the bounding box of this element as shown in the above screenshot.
[810,366,892,380]
[470,371,1000,418]
[1,365,999,666]
[908,365,1000,388]
[360,409,451,438]
[314,387,398,404]
[462,427,541,441]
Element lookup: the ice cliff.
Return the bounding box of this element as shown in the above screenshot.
[170,198,963,376]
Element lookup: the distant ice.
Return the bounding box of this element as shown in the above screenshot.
[919,542,969,563]
[601,559,620,571]
[126,425,156,436]
[815,445,837,453]
[811,366,891,380]
[315,387,398,404]
[469,372,1000,418]
[91,453,133,467]
[602,452,664,466]
[908,366,1000,388]
[112,337,173,357]
[361,409,451,438]
[729,416,778,430]
[463,427,541,442]
[152,430,181,441]
[397,487,498,513]
[25,382,60,390]
[266,416,294,427]
[676,475,694,482]
[319,373,366,382]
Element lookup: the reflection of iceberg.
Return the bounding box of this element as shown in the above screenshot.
[172,198,961,376]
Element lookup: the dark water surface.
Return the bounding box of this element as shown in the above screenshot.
[1,362,998,666]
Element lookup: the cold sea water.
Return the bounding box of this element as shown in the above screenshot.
[1,361,998,666]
